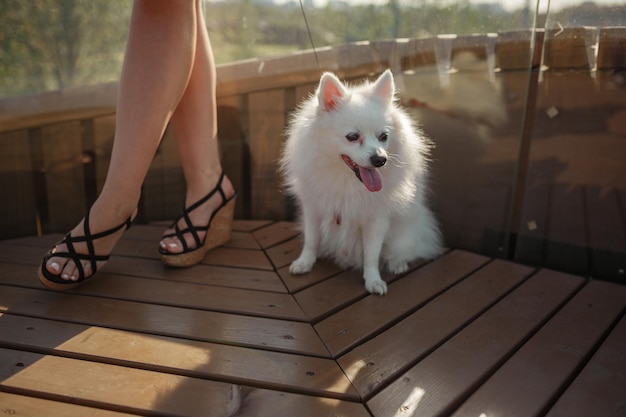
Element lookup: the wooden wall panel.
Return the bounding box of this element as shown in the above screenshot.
[247,89,287,220]
[0,130,37,237]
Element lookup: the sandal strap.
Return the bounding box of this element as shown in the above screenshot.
[46,209,134,283]
[185,172,228,213]
[165,172,230,252]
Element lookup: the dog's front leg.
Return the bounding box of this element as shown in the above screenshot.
[362,218,389,295]
[289,207,319,275]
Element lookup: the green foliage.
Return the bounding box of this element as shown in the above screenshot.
[0,0,129,96]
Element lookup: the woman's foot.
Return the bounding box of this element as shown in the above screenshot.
[40,202,137,287]
[159,172,236,264]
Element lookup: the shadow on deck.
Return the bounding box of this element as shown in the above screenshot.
[0,220,624,416]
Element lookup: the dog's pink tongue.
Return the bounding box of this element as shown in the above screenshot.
[359,167,382,192]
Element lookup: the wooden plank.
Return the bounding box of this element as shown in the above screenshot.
[451,33,491,63]
[28,127,49,230]
[252,221,300,250]
[0,244,287,293]
[92,114,116,193]
[596,27,626,70]
[277,259,343,294]
[232,220,274,233]
[0,314,357,400]
[80,118,98,205]
[546,315,626,417]
[294,83,317,105]
[112,238,161,259]
[117,228,265,259]
[104,257,287,293]
[266,235,306,271]
[119,228,262,258]
[122,224,260,251]
[0,392,134,417]
[201,247,274,270]
[0,262,298,319]
[41,121,86,232]
[141,127,185,223]
[543,27,598,70]
[291,255,428,320]
[0,348,368,417]
[121,223,165,242]
[0,130,37,239]
[0,244,48,267]
[217,96,248,220]
[367,269,585,417]
[82,274,302,320]
[315,250,490,357]
[216,40,396,99]
[339,259,534,398]
[0,348,239,416]
[0,82,117,134]
[247,89,286,220]
[401,37,436,70]
[0,233,63,249]
[150,219,257,230]
[227,230,263,250]
[295,270,374,323]
[211,388,372,417]
[451,281,626,417]
[0,286,328,356]
[126,223,261,250]
[495,30,536,70]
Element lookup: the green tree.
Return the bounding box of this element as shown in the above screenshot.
[0,0,130,96]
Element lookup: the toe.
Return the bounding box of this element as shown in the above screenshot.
[46,258,62,275]
[61,262,77,282]
[161,236,182,254]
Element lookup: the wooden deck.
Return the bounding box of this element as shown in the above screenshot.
[0,220,624,416]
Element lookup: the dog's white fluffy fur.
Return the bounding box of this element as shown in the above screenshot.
[281,70,443,295]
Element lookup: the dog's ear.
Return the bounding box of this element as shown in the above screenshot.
[318,72,346,111]
[372,69,395,105]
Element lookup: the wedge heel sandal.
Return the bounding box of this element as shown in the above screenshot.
[160,172,236,268]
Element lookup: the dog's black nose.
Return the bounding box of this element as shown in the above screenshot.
[370,155,387,167]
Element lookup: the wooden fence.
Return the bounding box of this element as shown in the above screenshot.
[1,27,625,282]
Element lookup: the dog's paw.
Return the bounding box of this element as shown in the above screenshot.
[389,261,409,275]
[289,250,316,275]
[289,256,315,275]
[365,278,388,295]
[364,269,388,295]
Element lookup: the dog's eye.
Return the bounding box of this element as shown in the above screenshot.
[346,132,360,142]
[379,132,389,142]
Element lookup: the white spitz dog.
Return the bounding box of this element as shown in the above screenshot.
[281,70,443,295]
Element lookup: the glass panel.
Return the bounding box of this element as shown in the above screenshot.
[398,30,534,258]
[513,2,626,283]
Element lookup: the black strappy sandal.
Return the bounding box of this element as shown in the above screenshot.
[159,172,237,267]
[38,210,134,290]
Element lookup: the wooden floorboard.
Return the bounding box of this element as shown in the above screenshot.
[0,220,624,417]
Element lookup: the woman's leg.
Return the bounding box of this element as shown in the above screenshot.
[160,1,235,254]
[43,0,198,281]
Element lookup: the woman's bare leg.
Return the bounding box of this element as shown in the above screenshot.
[160,1,235,254]
[44,0,198,281]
